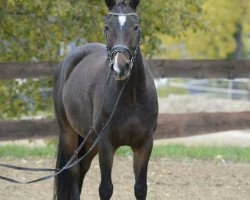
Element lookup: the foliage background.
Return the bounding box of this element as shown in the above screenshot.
[159,0,250,59]
[1,0,249,118]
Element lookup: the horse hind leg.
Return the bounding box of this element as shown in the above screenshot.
[54,126,81,200]
[78,136,98,194]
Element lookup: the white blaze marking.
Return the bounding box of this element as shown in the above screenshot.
[113,54,121,73]
[118,15,126,29]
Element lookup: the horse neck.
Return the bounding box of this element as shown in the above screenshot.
[129,48,146,86]
[120,48,147,102]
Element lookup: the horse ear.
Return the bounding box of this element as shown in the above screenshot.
[105,0,116,9]
[129,0,140,10]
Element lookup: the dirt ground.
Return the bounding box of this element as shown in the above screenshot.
[155,130,250,147]
[0,156,250,200]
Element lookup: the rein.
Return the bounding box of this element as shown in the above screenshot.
[0,69,129,184]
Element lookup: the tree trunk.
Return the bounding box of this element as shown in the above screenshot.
[231,23,244,99]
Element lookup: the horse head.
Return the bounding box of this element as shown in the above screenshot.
[104,0,141,81]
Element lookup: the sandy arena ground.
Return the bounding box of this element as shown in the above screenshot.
[0,154,250,200]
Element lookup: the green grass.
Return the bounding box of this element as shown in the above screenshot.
[1,144,250,162]
[157,79,188,97]
[157,85,188,97]
[0,144,56,157]
[116,144,250,162]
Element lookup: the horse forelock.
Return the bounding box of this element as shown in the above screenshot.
[111,1,135,14]
[116,0,127,8]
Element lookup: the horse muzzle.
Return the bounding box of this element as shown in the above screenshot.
[110,61,131,81]
[109,45,133,81]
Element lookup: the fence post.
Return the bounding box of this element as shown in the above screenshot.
[166,78,170,97]
[228,80,233,99]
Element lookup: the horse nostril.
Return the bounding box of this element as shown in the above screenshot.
[110,63,116,72]
[110,64,118,75]
[125,63,130,70]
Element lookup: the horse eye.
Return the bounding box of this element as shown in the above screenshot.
[104,26,109,32]
[134,25,140,31]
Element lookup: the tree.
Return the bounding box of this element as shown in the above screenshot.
[0,0,204,61]
[159,0,250,59]
[0,0,205,119]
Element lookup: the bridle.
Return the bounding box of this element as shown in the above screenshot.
[105,12,141,71]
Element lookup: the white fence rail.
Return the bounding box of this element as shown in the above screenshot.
[155,78,250,100]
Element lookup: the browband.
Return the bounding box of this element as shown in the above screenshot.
[108,12,138,16]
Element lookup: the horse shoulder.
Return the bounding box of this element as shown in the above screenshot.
[61,43,106,82]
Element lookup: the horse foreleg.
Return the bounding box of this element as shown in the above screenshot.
[54,129,81,200]
[132,136,153,200]
[98,137,115,200]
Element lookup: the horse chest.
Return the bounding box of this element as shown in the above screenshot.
[107,103,156,145]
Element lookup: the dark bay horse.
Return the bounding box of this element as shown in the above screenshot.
[53,0,158,199]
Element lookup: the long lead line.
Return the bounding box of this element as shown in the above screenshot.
[0,73,128,184]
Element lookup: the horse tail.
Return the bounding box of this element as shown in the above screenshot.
[53,56,82,199]
[54,129,79,200]
[53,62,75,199]
[53,131,63,200]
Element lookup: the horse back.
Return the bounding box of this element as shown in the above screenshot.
[53,43,107,132]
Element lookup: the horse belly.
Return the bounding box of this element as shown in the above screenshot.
[62,78,93,137]
[62,55,107,137]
